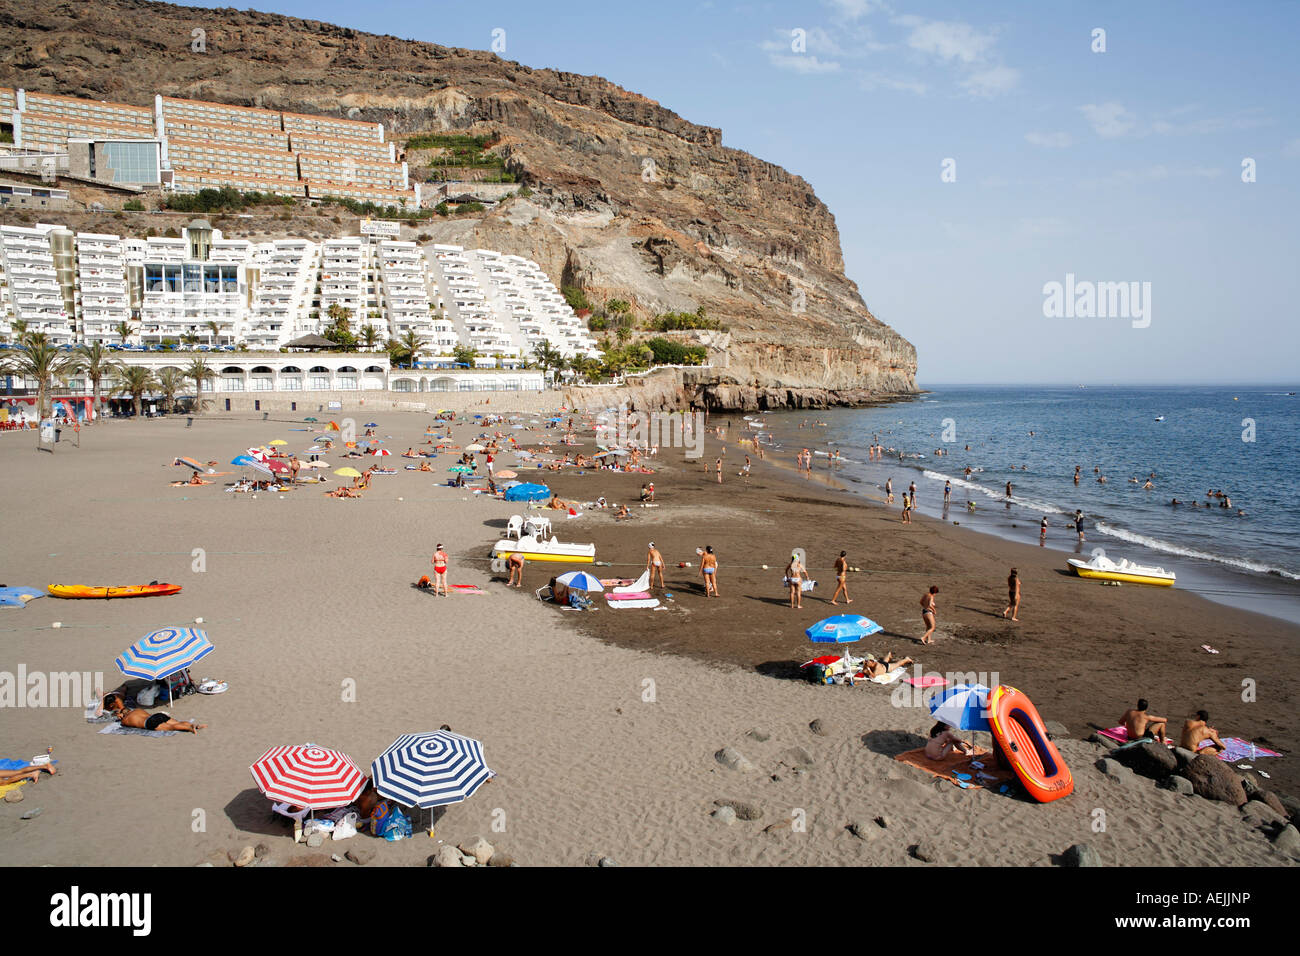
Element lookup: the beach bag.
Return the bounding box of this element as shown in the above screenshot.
[333,811,359,841]
[375,806,411,841]
[135,682,161,707]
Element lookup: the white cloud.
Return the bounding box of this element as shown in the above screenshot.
[1025,131,1072,148]
[961,66,1019,97]
[767,54,842,74]
[903,19,996,65]
[1081,102,1138,138]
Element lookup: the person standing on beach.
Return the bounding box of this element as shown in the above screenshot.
[647,542,665,590]
[920,586,939,644]
[909,480,917,504]
[785,552,806,609]
[742,455,751,480]
[1005,480,1013,499]
[1074,509,1085,541]
[1002,568,1020,621]
[506,552,525,589]
[943,480,951,506]
[432,544,450,596]
[830,551,852,605]
[716,458,723,484]
[699,546,719,597]
[886,478,894,504]
[1039,516,1048,544]
[901,492,912,524]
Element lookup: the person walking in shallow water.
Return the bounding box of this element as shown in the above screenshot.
[1002,568,1020,622]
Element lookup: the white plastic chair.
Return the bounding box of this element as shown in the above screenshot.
[526,516,552,538]
[506,515,524,539]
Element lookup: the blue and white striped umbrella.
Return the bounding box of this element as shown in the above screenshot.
[115,627,214,680]
[371,731,494,809]
[929,683,992,732]
[555,571,603,593]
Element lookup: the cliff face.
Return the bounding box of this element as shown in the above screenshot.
[0,0,918,406]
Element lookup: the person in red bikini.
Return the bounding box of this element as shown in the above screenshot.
[431,544,449,596]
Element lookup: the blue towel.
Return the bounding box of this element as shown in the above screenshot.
[1,757,58,770]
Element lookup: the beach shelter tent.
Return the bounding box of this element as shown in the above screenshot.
[115,626,214,703]
[504,483,549,502]
[250,744,367,813]
[371,731,494,835]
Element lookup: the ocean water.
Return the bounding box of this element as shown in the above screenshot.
[747,385,1300,625]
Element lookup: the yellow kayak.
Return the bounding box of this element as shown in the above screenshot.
[48,583,183,599]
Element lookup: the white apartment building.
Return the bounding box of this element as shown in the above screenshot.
[0,222,592,366]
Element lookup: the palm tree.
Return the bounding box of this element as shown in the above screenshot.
[1,339,76,419]
[114,365,157,418]
[452,344,479,368]
[183,357,215,415]
[388,330,426,368]
[155,367,185,414]
[531,341,565,384]
[10,319,31,346]
[360,324,381,351]
[206,320,221,347]
[181,332,200,348]
[114,319,134,345]
[73,341,121,421]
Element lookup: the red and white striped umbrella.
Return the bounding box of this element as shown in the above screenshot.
[370,448,391,457]
[249,744,367,810]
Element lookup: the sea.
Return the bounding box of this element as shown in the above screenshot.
[747,385,1300,625]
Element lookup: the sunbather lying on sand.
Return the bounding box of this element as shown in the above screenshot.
[861,652,913,680]
[170,475,212,486]
[325,486,362,498]
[104,694,206,733]
[419,460,434,472]
[925,722,974,760]
[0,763,57,785]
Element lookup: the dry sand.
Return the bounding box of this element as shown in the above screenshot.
[0,411,1294,867]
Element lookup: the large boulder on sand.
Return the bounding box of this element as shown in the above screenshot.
[1182,754,1246,807]
[1112,740,1177,779]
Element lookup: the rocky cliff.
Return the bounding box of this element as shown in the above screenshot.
[0,0,918,407]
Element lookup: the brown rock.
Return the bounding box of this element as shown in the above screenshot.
[1182,754,1246,807]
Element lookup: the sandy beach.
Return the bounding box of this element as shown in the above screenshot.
[1,409,1296,867]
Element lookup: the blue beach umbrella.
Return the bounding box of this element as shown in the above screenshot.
[372,731,494,834]
[556,571,603,592]
[0,586,45,608]
[115,626,214,683]
[805,614,882,644]
[504,482,549,502]
[231,455,258,466]
[929,684,992,733]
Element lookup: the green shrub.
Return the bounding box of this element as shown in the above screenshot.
[645,337,707,366]
[122,199,146,212]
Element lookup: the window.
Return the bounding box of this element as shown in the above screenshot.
[337,376,357,390]
[222,377,244,392]
[100,141,160,184]
[281,377,302,391]
[251,377,273,391]
[308,376,330,390]
[392,379,414,392]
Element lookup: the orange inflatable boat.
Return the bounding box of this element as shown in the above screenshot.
[988,685,1073,803]
[47,583,182,599]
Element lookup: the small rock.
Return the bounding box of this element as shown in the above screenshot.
[205,849,229,867]
[3,790,24,803]
[1172,747,1198,769]
[1183,754,1247,807]
[847,821,882,842]
[233,846,256,867]
[1112,740,1178,779]
[809,718,833,737]
[1239,772,1263,797]
[597,857,618,867]
[331,853,343,863]
[1096,758,1130,782]
[20,807,42,819]
[254,843,270,859]
[1251,790,1288,818]
[345,848,374,866]
[1157,775,1194,795]
[715,746,754,772]
[762,821,791,835]
[1092,733,1119,751]
[745,727,772,743]
[711,805,737,825]
[195,862,214,867]
[782,746,815,768]
[1060,843,1102,867]
[306,832,325,848]
[1044,720,1069,738]
[714,799,763,821]
[432,845,467,867]
[911,842,939,863]
[488,853,515,867]
[458,835,495,865]
[875,815,891,829]
[1241,801,1285,830]
[1272,825,1300,859]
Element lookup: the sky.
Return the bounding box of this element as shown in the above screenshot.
[184,0,1300,385]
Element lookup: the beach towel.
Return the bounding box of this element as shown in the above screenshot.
[97,723,178,738]
[782,577,817,592]
[613,571,651,594]
[867,666,908,685]
[607,591,652,601]
[1099,726,1281,761]
[907,674,948,688]
[451,584,486,595]
[606,597,660,609]
[894,746,1017,791]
